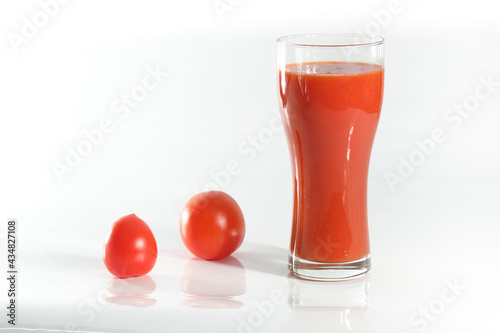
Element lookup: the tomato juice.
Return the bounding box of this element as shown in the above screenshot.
[279,61,384,263]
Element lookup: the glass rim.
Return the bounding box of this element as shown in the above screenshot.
[276,33,384,48]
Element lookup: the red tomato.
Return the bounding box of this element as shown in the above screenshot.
[180,191,245,260]
[103,214,158,278]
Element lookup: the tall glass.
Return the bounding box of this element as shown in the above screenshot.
[277,34,384,280]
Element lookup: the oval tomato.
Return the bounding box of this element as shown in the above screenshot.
[103,214,158,278]
[180,191,245,260]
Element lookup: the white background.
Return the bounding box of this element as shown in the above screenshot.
[0,0,499,332]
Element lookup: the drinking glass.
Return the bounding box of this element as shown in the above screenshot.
[277,34,384,280]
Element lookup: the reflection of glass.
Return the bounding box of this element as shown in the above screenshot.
[106,275,157,307]
[286,274,370,332]
[289,273,370,308]
[180,256,246,309]
[277,34,385,281]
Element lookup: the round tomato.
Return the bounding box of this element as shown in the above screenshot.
[103,214,158,278]
[180,191,245,260]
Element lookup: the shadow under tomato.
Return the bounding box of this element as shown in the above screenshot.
[179,256,246,309]
[105,275,157,308]
[234,242,289,277]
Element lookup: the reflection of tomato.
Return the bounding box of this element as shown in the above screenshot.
[181,257,246,297]
[103,214,157,278]
[107,275,157,295]
[180,191,245,260]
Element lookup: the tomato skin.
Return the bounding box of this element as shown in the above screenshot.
[180,191,245,260]
[103,214,158,278]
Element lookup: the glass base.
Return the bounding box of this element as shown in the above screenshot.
[288,252,371,281]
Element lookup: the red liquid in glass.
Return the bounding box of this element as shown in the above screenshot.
[279,61,384,263]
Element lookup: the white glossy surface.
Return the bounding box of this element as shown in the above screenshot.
[1,0,500,331]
